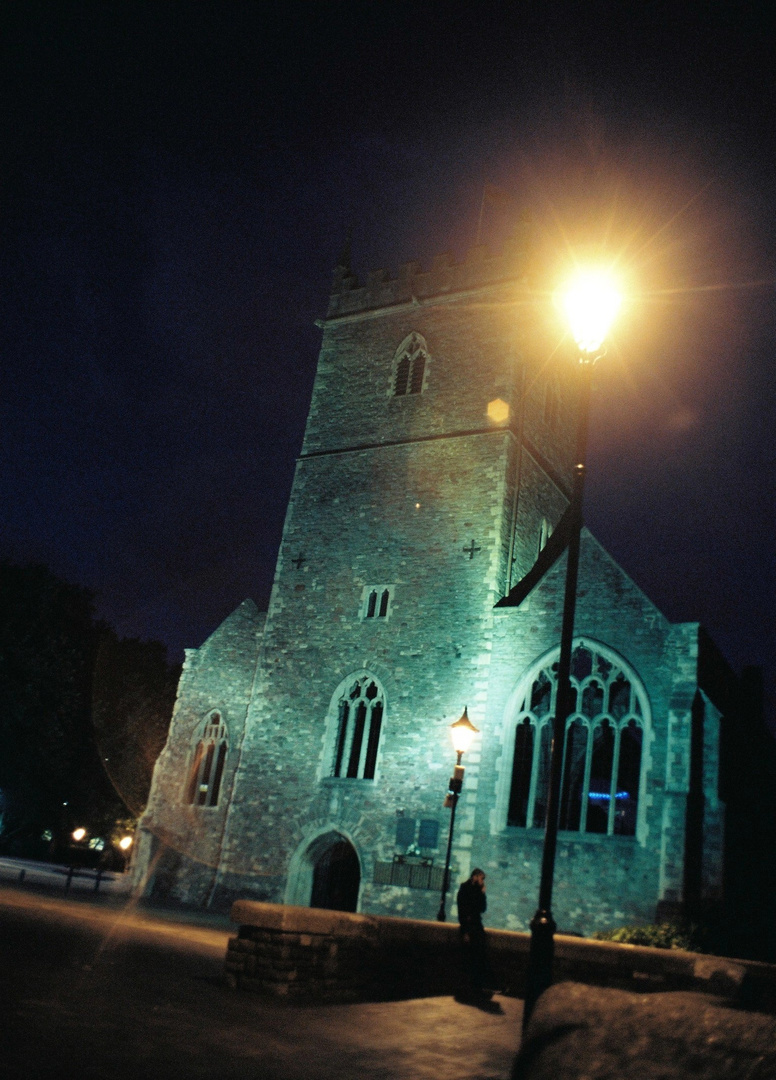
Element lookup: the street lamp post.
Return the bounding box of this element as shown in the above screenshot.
[522,269,621,1025]
[437,707,479,922]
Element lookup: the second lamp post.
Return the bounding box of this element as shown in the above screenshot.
[436,707,479,922]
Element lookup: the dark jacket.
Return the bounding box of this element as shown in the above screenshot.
[456,878,486,934]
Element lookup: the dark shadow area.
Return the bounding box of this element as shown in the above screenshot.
[311,838,360,912]
[719,665,776,963]
[454,991,506,1014]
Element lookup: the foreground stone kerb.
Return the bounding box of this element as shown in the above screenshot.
[515,982,776,1080]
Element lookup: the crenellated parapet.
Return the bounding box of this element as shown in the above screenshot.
[327,233,533,319]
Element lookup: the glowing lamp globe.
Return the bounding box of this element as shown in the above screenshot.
[450,707,479,757]
[561,269,622,355]
[71,827,86,842]
[118,835,133,851]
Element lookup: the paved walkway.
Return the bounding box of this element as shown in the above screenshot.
[2,885,522,1079]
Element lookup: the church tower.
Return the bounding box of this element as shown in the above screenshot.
[207,238,583,914]
[136,237,730,936]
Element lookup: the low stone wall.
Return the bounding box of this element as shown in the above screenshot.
[225,902,455,1001]
[226,901,776,1009]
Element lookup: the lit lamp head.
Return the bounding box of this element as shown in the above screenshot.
[71,827,86,842]
[561,268,622,360]
[450,706,479,763]
[118,835,133,851]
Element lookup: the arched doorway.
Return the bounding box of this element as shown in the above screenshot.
[310,838,360,912]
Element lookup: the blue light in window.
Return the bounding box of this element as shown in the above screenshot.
[588,791,631,800]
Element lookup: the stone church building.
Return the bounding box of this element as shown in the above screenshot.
[133,236,739,935]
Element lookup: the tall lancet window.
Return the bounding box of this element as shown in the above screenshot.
[506,643,647,838]
[185,711,228,807]
[392,332,429,396]
[331,676,385,780]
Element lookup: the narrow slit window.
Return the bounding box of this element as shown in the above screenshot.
[363,586,392,619]
[615,720,643,836]
[587,720,615,833]
[532,723,553,827]
[333,699,350,777]
[186,743,204,804]
[409,354,426,394]
[209,742,227,807]
[197,743,215,805]
[508,718,534,827]
[394,355,411,396]
[538,517,551,558]
[559,719,587,831]
[347,701,368,777]
[392,333,429,397]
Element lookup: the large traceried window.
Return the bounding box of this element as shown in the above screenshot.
[331,676,385,780]
[506,643,646,837]
[185,711,228,807]
[392,332,428,396]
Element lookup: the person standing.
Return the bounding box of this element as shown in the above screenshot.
[456,867,494,998]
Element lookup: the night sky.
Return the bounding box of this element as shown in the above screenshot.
[1,3,774,721]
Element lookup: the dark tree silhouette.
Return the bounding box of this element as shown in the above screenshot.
[92,632,180,816]
[0,562,177,857]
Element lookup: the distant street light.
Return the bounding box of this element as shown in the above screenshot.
[437,707,479,922]
[118,833,134,872]
[71,827,86,842]
[522,267,621,1025]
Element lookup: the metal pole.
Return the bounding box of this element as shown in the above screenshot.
[437,760,464,922]
[523,358,594,1025]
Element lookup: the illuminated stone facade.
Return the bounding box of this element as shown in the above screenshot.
[134,241,735,935]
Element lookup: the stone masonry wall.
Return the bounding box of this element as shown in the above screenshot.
[135,600,264,906]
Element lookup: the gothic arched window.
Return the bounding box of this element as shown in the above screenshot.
[331,676,385,780]
[505,643,647,837]
[185,711,228,807]
[392,332,429,396]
